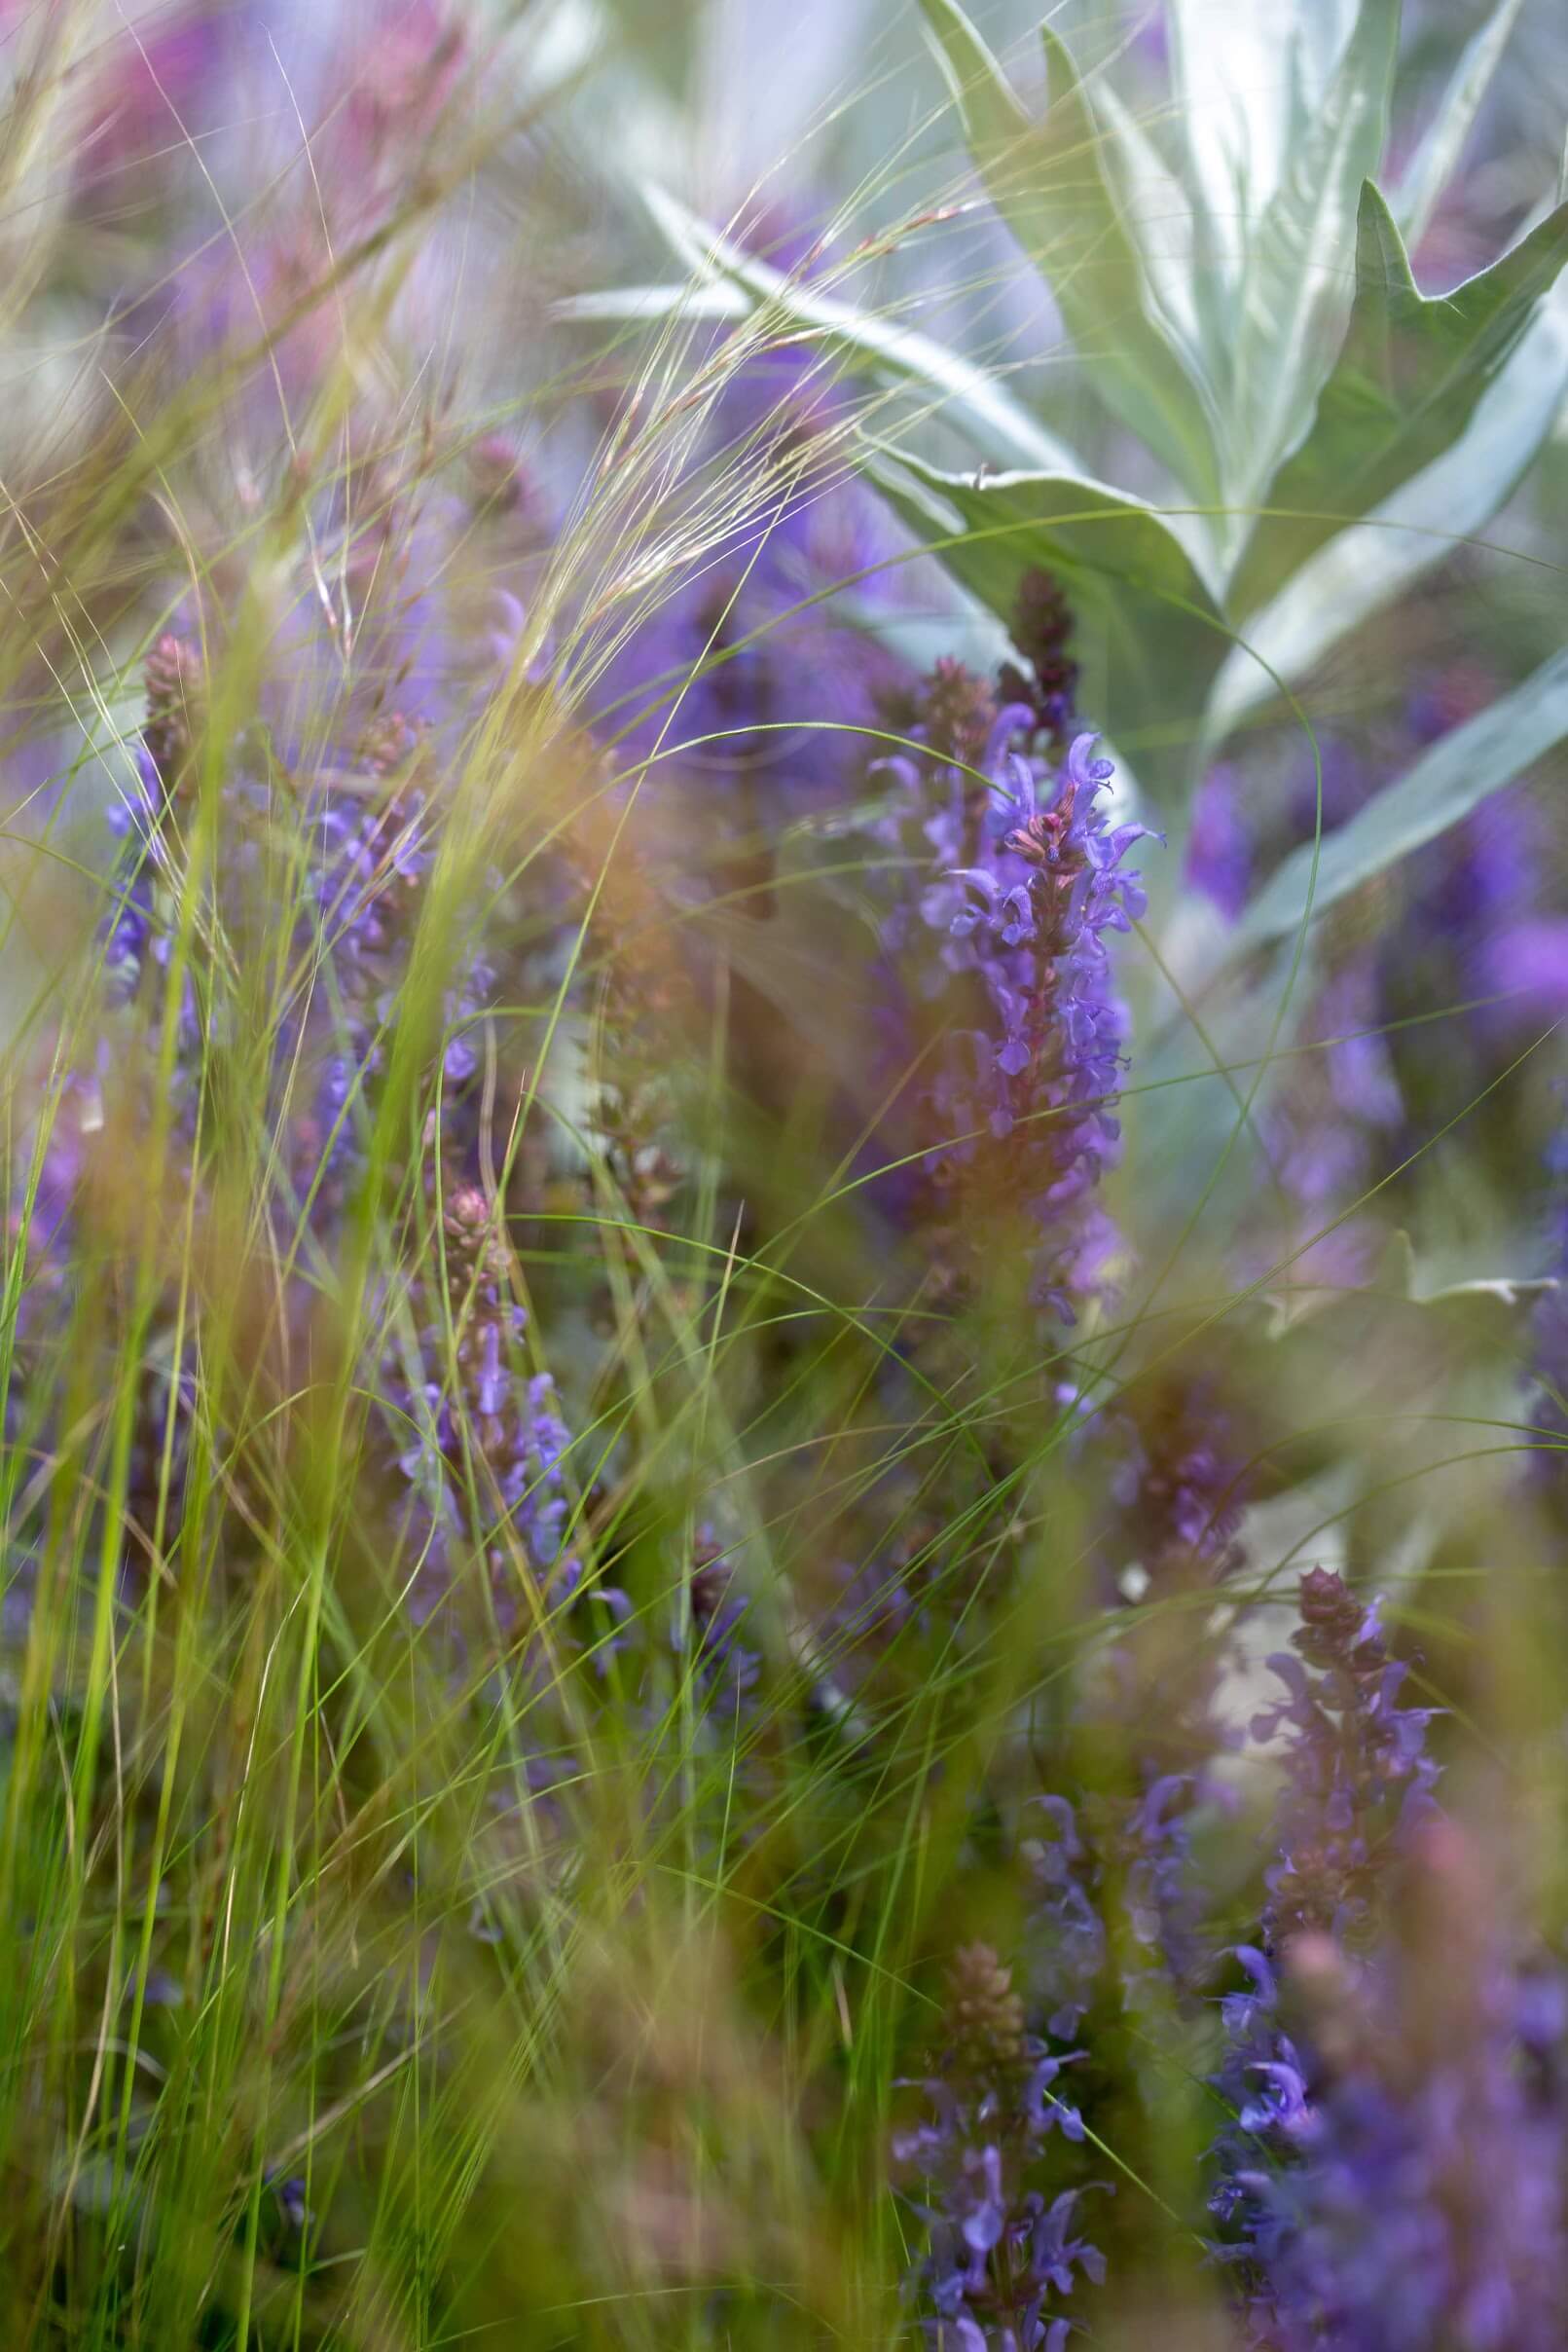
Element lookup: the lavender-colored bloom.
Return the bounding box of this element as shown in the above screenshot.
[944,725,1151,1294]
[1252,1569,1440,1952]
[883,662,1155,1319]
[1235,1830,1568,2352]
[895,1944,1104,2350]
[1211,1570,1442,2328]
[1185,764,1253,920]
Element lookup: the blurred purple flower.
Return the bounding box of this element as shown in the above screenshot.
[1236,1827,1568,2352]
[1212,1569,1442,2329]
[895,1943,1104,2350]
[1185,765,1253,920]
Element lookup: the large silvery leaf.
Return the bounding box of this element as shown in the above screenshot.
[866,447,1228,805]
[1206,281,1568,741]
[1164,0,1303,252]
[1216,646,1568,966]
[916,0,1220,499]
[1092,79,1212,400]
[1165,0,1361,388]
[1395,0,1524,249]
[1231,180,1568,614]
[1227,0,1399,516]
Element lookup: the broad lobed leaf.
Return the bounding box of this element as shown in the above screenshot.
[917,0,1221,499]
[1230,179,1568,614]
[1225,0,1400,522]
[1206,273,1568,741]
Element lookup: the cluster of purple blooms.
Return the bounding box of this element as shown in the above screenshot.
[8,599,536,1611]
[1233,1886,1568,2352]
[1205,1567,1568,2350]
[893,1942,1104,2352]
[898,1367,1257,2342]
[876,611,1568,2343]
[97,633,495,1170]
[1209,1574,1440,2273]
[904,1533,1568,2349]
[878,591,1155,1320]
[388,1182,578,1632]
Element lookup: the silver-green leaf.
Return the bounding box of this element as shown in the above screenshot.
[1227,0,1399,519]
[1231,179,1568,615]
[1205,280,1568,743]
[916,0,1220,499]
[1218,645,1568,966]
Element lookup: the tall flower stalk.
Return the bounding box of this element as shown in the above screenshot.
[894,1943,1104,2351]
[1211,1570,1443,2337]
[877,575,1155,1320]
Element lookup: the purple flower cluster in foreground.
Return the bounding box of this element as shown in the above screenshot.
[1226,1830,1568,2352]
[894,1943,1103,2351]
[1211,1568,1495,2347]
[387,1183,579,1629]
[894,1516,1568,2352]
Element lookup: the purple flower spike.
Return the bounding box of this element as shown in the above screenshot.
[878,620,1157,1319]
[1211,1569,1446,2332]
[895,1944,1104,2350]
